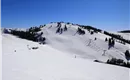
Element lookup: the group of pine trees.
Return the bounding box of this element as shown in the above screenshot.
[105,37,115,49]
[105,37,130,61]
[11,30,37,41]
[56,27,63,34]
[28,26,41,32]
[10,27,46,43]
[107,50,130,68]
[107,58,130,68]
[118,30,130,33]
[108,38,115,49]
[79,25,102,33]
[77,27,85,35]
[104,31,130,44]
[56,22,68,34]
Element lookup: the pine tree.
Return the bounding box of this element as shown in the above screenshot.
[105,38,108,42]
[111,39,115,47]
[60,28,63,34]
[125,50,130,60]
[56,27,60,33]
[94,37,97,40]
[108,38,112,49]
[64,25,67,31]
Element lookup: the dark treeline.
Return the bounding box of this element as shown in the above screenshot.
[10,27,46,43]
[104,31,130,44]
[27,26,41,32]
[107,58,130,68]
[11,30,37,41]
[79,25,130,45]
[77,27,85,35]
[118,30,130,33]
[79,25,102,33]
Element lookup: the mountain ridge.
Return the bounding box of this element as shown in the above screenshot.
[2,22,130,80]
[2,22,130,64]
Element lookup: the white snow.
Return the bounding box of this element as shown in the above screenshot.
[118,33,130,40]
[2,22,130,80]
[0,28,2,80]
[110,31,130,40]
[39,23,129,62]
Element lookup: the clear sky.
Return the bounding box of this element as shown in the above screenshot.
[2,0,129,31]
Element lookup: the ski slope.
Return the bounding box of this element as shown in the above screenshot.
[118,33,130,40]
[2,22,130,80]
[37,22,129,62]
[2,34,129,80]
[0,28,2,80]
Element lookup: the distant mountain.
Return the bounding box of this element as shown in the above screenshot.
[118,30,130,33]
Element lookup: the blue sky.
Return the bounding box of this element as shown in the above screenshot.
[2,0,129,31]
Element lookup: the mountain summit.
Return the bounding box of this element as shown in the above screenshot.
[2,22,130,80]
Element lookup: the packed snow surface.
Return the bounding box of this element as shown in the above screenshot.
[2,22,130,80]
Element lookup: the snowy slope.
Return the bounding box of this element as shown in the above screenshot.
[2,34,129,80]
[109,31,130,40]
[0,29,3,79]
[2,22,130,80]
[118,33,130,40]
[37,22,129,62]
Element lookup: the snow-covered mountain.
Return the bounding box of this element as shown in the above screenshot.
[109,31,130,41]
[2,22,130,80]
[31,22,129,62]
[117,33,130,40]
